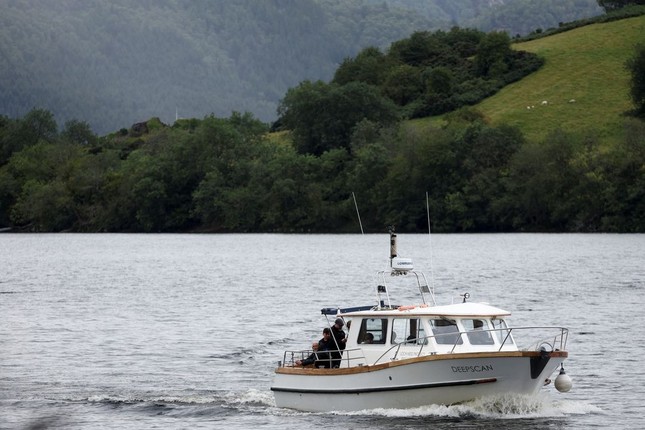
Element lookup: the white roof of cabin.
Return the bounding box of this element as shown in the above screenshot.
[342,302,511,318]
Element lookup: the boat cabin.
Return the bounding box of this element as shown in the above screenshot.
[327,302,517,368]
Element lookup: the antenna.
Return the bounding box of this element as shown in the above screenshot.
[388,226,413,274]
[352,192,364,235]
[426,192,436,293]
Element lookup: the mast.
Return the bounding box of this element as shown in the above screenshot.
[389,225,397,267]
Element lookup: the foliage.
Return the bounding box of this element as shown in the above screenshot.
[1,107,642,233]
[333,47,391,86]
[501,125,645,231]
[277,81,399,155]
[626,44,645,116]
[0,109,57,165]
[475,32,513,77]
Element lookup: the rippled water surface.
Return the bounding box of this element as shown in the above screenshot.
[1,233,644,429]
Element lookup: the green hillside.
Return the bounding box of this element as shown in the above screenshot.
[0,0,602,135]
[476,15,645,143]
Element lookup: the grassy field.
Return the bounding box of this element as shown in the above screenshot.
[474,15,645,143]
[275,15,645,146]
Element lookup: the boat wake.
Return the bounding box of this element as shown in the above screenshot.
[64,389,601,420]
[64,388,273,408]
[39,389,277,423]
[56,390,600,424]
[334,393,600,419]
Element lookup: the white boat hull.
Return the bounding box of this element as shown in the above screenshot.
[272,351,567,412]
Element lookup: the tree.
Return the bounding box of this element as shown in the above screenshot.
[61,119,98,146]
[503,130,580,230]
[382,65,423,106]
[475,31,512,77]
[278,81,399,155]
[626,43,645,116]
[0,108,58,165]
[10,179,75,231]
[389,31,446,67]
[426,66,454,96]
[3,141,87,231]
[333,47,389,86]
[454,123,525,231]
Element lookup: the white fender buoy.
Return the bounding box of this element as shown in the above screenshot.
[555,364,572,393]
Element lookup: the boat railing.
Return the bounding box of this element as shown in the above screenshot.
[281,326,568,368]
[373,328,501,363]
[279,347,366,369]
[442,326,569,353]
[373,326,569,364]
[503,326,569,352]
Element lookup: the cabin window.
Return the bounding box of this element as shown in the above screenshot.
[463,319,495,345]
[429,319,463,345]
[490,319,512,345]
[391,318,426,344]
[358,318,388,344]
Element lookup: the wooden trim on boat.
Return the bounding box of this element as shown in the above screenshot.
[275,350,568,376]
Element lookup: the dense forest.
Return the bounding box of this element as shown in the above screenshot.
[0,0,602,134]
[0,106,643,233]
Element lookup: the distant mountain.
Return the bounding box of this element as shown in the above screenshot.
[0,0,602,134]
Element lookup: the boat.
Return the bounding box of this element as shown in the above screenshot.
[271,228,572,412]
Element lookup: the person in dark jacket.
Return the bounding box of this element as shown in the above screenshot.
[330,318,346,367]
[315,328,334,367]
[296,328,333,367]
[296,341,320,367]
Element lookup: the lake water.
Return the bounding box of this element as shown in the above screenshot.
[1,233,644,429]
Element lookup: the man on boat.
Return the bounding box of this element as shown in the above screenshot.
[330,318,346,367]
[295,342,320,367]
[296,328,334,367]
